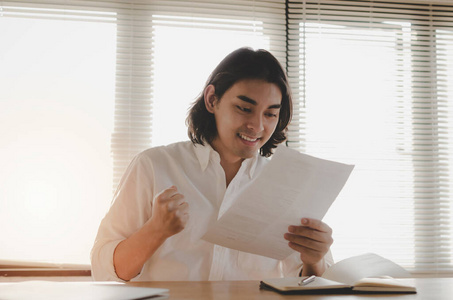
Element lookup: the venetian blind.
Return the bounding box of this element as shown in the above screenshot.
[287,0,453,275]
[0,0,286,264]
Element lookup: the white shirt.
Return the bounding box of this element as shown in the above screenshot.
[91,141,333,281]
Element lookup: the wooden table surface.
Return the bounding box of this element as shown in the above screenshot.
[129,277,453,300]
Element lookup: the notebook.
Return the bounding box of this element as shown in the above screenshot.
[260,253,416,294]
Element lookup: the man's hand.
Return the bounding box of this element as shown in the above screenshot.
[284,218,333,276]
[148,185,189,239]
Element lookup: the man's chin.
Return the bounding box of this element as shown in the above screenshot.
[237,148,260,160]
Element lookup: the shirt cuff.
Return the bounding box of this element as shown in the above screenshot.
[91,239,124,282]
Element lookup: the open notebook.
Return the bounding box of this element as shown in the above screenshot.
[261,253,416,294]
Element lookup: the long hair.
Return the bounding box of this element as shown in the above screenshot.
[186,47,292,157]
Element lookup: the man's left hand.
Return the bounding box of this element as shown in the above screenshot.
[284,218,333,276]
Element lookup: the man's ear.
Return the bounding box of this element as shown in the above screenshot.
[204,85,217,114]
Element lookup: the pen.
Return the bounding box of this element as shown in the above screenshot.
[298,275,316,286]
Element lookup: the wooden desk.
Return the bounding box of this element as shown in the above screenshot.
[129,278,453,300]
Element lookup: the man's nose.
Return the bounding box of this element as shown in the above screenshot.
[246,113,264,132]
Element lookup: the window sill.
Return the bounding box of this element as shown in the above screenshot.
[0,260,91,278]
[1,268,91,277]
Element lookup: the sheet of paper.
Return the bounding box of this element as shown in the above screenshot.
[202,145,354,260]
[0,281,168,300]
[322,253,411,285]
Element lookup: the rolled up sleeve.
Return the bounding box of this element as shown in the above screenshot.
[91,238,123,281]
[90,153,155,281]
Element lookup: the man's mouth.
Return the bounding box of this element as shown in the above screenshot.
[238,133,259,142]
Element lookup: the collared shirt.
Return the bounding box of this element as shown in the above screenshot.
[91,141,333,281]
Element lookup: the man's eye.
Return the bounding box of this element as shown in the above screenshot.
[237,106,251,113]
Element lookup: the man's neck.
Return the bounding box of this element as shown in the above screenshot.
[220,158,243,187]
[208,139,245,186]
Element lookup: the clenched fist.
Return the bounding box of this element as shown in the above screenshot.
[149,186,190,239]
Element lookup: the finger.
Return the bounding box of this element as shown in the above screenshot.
[178,201,190,214]
[166,194,186,211]
[177,213,190,228]
[160,185,179,199]
[287,240,321,254]
[284,233,332,252]
[300,218,332,234]
[175,202,189,225]
[180,212,189,224]
[156,186,183,204]
[287,242,326,262]
[154,186,176,204]
[287,226,331,243]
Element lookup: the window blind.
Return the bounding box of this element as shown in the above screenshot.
[0,0,286,264]
[287,0,453,275]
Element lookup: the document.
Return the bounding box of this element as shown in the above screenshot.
[202,145,354,260]
[0,281,168,300]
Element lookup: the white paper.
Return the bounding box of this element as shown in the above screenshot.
[0,281,168,300]
[202,145,354,260]
[322,253,411,285]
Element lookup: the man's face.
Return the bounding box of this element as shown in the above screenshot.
[205,79,282,163]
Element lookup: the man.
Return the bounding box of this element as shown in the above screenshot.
[91,47,333,282]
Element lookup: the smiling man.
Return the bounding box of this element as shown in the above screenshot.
[91,48,334,282]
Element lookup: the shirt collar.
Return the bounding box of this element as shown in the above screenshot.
[245,152,259,179]
[193,142,212,172]
[193,142,260,179]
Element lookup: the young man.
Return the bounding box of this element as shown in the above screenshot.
[91,48,333,282]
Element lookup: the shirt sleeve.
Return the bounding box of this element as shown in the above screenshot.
[280,251,303,277]
[90,153,155,281]
[325,249,335,268]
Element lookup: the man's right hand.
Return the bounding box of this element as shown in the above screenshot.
[148,186,189,239]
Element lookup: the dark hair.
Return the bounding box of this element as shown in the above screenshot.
[186,47,292,157]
